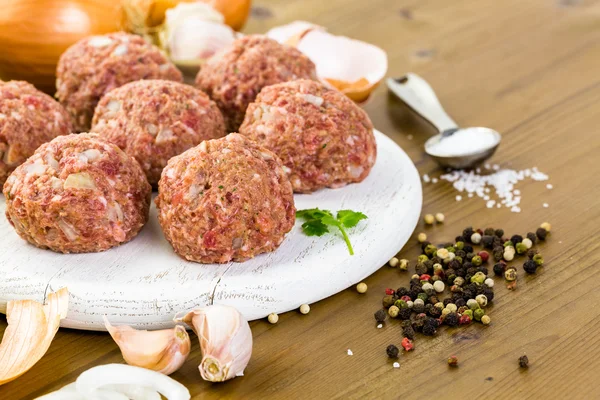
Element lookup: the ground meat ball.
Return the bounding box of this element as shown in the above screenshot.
[91,80,226,186]
[0,81,72,186]
[239,80,377,193]
[56,32,182,132]
[3,133,151,253]
[195,35,317,132]
[156,133,295,264]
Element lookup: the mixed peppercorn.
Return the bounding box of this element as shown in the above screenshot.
[377,222,551,366]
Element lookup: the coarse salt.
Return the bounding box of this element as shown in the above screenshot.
[432,178,438,183]
[422,174,430,183]
[426,127,499,157]
[546,184,553,189]
[543,203,549,208]
[425,167,549,212]
[347,349,353,356]
[377,324,383,329]
[393,362,400,368]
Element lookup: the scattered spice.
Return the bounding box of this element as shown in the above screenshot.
[481,315,491,325]
[299,304,310,314]
[388,306,400,318]
[267,313,279,324]
[447,355,459,367]
[356,282,368,293]
[401,337,414,351]
[399,259,409,271]
[374,309,387,323]
[424,214,435,225]
[519,355,529,368]
[386,344,399,358]
[523,260,538,274]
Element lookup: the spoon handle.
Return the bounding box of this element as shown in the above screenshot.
[387,74,458,134]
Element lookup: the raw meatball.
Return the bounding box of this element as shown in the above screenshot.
[3,133,151,253]
[239,80,377,193]
[56,32,183,132]
[0,81,72,186]
[156,133,295,264]
[91,80,226,186]
[195,35,317,132]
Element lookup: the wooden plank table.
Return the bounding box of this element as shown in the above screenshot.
[2,0,600,398]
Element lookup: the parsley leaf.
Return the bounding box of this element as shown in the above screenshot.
[296,207,367,255]
[337,210,368,228]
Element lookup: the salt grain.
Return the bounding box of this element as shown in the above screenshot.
[347,349,353,356]
[432,178,438,183]
[377,324,383,329]
[393,362,400,368]
[456,195,462,201]
[546,184,553,189]
[407,135,413,140]
[543,203,549,208]
[422,174,430,183]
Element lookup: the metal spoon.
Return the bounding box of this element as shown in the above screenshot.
[387,73,501,169]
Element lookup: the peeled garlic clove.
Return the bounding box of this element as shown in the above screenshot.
[178,304,252,382]
[103,316,191,376]
[0,287,69,385]
[75,364,190,400]
[266,20,323,47]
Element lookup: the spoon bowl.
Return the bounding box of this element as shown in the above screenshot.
[425,127,501,169]
[387,74,502,169]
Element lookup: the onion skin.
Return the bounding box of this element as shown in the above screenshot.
[0,0,122,94]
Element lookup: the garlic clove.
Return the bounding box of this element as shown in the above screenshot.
[103,316,191,376]
[268,21,388,103]
[177,304,252,382]
[0,287,69,385]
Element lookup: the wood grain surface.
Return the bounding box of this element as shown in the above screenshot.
[2,0,600,398]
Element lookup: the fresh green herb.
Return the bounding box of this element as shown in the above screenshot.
[322,144,327,149]
[218,185,224,189]
[296,208,367,255]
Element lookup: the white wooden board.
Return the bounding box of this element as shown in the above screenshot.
[0,130,422,331]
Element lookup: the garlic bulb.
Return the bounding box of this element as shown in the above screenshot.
[159,2,237,71]
[104,316,191,375]
[178,304,252,382]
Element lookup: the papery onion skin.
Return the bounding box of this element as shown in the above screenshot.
[0,0,122,94]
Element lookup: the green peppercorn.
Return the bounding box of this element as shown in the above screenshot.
[463,309,473,319]
[515,242,528,254]
[446,246,456,254]
[395,299,408,309]
[417,254,429,263]
[504,241,514,248]
[455,241,465,250]
[533,254,544,266]
[471,255,482,266]
[388,305,400,318]
[417,293,428,302]
[399,259,409,271]
[474,308,485,321]
[467,299,480,310]
[475,294,488,307]
[383,295,395,308]
[471,271,486,284]
[424,244,437,257]
[455,256,463,264]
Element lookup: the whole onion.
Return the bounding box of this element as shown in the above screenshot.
[0,0,122,94]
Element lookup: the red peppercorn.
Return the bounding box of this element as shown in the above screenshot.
[385,288,395,295]
[476,228,483,235]
[478,251,489,262]
[401,295,411,302]
[420,274,431,282]
[459,315,472,325]
[401,337,414,352]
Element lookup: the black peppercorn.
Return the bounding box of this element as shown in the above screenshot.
[429,295,440,305]
[523,260,538,274]
[403,325,416,340]
[466,252,475,261]
[462,289,474,300]
[455,298,466,308]
[456,268,466,277]
[493,246,504,261]
[495,229,504,238]
[455,235,466,243]
[396,287,409,297]
[536,228,548,240]
[409,289,422,301]
[431,256,442,265]
[413,303,426,314]
[374,309,387,323]
[481,235,495,249]
[422,317,439,336]
[493,236,504,247]
[410,277,421,286]
[519,355,529,368]
[424,260,434,272]
[412,313,427,332]
[448,260,461,270]
[387,344,400,358]
[463,227,474,242]
[493,262,506,276]
[484,228,495,236]
[415,263,428,275]
[526,249,538,259]
[442,298,453,307]
[455,250,466,259]
[463,245,474,253]
[483,288,494,302]
[510,235,523,244]
[444,312,459,327]
[398,307,412,320]
[477,266,489,275]
[420,241,431,251]
[429,306,441,319]
[466,267,478,276]
[526,232,537,244]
